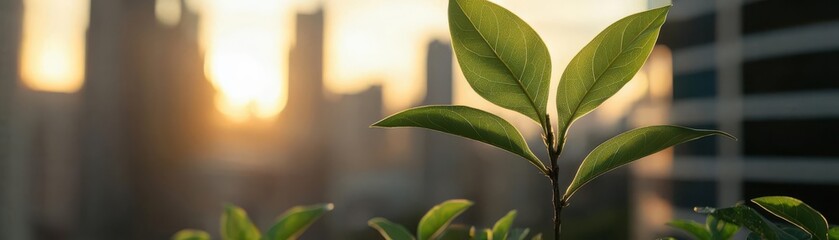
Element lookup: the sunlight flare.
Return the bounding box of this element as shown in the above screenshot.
[194,0,293,122]
[20,0,89,93]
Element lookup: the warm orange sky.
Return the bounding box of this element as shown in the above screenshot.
[183,0,659,123]
[22,0,665,125]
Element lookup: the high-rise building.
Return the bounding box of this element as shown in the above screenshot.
[117,1,211,238]
[633,0,839,238]
[3,0,254,237]
[79,1,129,238]
[327,85,393,237]
[3,0,85,238]
[0,0,22,239]
[285,10,325,140]
[419,40,469,203]
[282,11,330,207]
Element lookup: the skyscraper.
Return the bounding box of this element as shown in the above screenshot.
[420,40,468,203]
[0,0,22,239]
[82,0,210,238]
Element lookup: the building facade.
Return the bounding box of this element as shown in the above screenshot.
[633,0,839,238]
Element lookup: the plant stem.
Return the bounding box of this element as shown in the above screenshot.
[544,115,563,240]
[549,153,563,240]
[550,172,562,240]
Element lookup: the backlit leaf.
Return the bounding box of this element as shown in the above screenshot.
[492,210,517,240]
[709,204,798,240]
[373,105,546,173]
[508,228,530,240]
[264,203,333,240]
[440,224,472,240]
[555,6,670,145]
[667,219,710,240]
[172,229,211,240]
[449,0,551,124]
[564,125,733,200]
[752,196,829,240]
[780,227,812,240]
[707,214,739,240]
[418,199,473,240]
[471,227,493,240]
[369,217,416,240]
[221,205,261,240]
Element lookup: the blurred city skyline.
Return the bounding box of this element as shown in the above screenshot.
[3,1,666,239]
[4,0,838,239]
[19,0,657,126]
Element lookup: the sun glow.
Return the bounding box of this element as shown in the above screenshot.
[20,0,89,93]
[324,0,447,111]
[191,0,294,122]
[185,0,649,123]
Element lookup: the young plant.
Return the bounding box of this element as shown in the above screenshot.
[368,199,541,240]
[172,203,333,240]
[666,196,839,240]
[665,214,740,240]
[372,0,733,239]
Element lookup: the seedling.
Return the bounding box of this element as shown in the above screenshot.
[368,199,541,240]
[172,203,333,240]
[373,0,733,238]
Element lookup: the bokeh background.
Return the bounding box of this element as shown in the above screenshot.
[1,0,838,239]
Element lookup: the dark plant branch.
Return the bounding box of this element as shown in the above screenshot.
[544,114,563,240]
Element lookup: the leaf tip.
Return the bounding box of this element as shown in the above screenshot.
[325,203,335,211]
[653,4,672,11]
[370,119,387,128]
[367,217,384,226]
[714,130,738,141]
[454,199,474,206]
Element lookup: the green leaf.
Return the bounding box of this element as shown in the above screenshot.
[752,196,829,240]
[750,227,810,240]
[707,214,739,240]
[373,105,547,174]
[491,210,517,240]
[508,228,530,240]
[667,219,710,240]
[221,205,261,240]
[263,203,334,240]
[368,217,416,240]
[418,199,474,240]
[448,0,551,124]
[555,6,671,145]
[470,227,493,240]
[172,229,211,240]
[530,233,542,240]
[780,227,812,240]
[440,224,472,240]
[709,204,798,240]
[828,227,839,240]
[564,125,733,200]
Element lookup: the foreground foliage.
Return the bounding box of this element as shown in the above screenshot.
[368,199,542,240]
[172,203,333,240]
[373,0,733,238]
[665,196,839,240]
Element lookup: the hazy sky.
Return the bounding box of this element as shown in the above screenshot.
[318,0,652,113]
[24,0,656,122]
